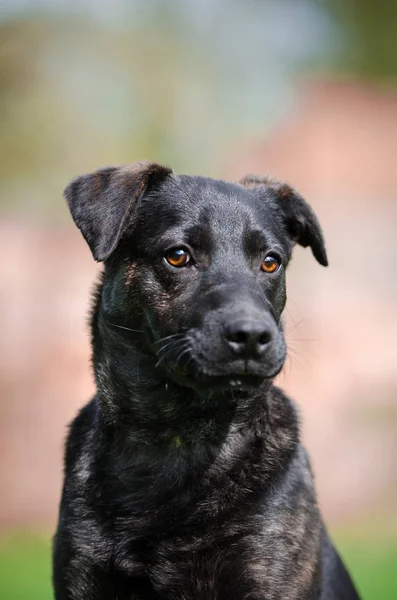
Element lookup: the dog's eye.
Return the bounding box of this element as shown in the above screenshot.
[261,255,281,273]
[165,248,191,268]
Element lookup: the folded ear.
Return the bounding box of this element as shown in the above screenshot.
[240,174,328,266]
[64,161,172,261]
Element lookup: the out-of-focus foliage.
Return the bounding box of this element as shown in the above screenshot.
[0,0,332,216]
[0,534,52,600]
[317,0,397,78]
[1,0,396,219]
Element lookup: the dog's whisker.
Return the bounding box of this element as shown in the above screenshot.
[288,341,316,360]
[167,341,190,361]
[175,346,192,368]
[184,354,195,369]
[155,343,185,368]
[105,321,144,334]
[287,343,316,360]
[156,341,185,360]
[156,336,189,356]
[155,340,191,370]
[156,338,186,356]
[155,355,167,369]
[154,339,188,360]
[285,317,305,334]
[285,306,303,332]
[153,332,187,346]
[286,349,306,371]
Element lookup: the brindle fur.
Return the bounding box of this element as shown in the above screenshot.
[53,163,360,599]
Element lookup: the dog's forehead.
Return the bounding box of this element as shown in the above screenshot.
[148,174,281,235]
[168,174,256,213]
[130,174,289,258]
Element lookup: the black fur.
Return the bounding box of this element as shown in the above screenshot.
[53,162,360,599]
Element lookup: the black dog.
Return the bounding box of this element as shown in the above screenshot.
[53,162,360,599]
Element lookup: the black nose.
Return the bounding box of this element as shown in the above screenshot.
[224,320,273,358]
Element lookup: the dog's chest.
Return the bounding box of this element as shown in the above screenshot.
[108,444,321,599]
[113,503,322,600]
[142,520,321,600]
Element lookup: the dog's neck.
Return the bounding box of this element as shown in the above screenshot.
[95,324,268,444]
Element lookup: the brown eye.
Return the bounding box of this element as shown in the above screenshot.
[165,248,191,268]
[261,255,280,273]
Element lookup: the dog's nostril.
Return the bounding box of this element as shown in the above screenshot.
[258,331,272,346]
[226,331,249,345]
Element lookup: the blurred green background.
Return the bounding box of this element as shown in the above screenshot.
[1,1,397,598]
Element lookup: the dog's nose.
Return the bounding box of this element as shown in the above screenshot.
[224,320,273,358]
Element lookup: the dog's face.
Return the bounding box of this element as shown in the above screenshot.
[65,162,327,394]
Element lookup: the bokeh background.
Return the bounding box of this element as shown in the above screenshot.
[1,1,397,598]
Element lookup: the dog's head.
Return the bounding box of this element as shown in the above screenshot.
[65,162,327,395]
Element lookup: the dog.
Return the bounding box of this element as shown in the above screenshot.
[53,162,360,599]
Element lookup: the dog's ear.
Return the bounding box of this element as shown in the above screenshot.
[240,174,328,266]
[64,161,173,262]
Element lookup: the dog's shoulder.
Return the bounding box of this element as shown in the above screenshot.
[63,398,97,478]
[56,398,109,555]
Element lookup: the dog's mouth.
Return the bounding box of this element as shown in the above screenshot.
[191,373,266,394]
[162,357,284,394]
